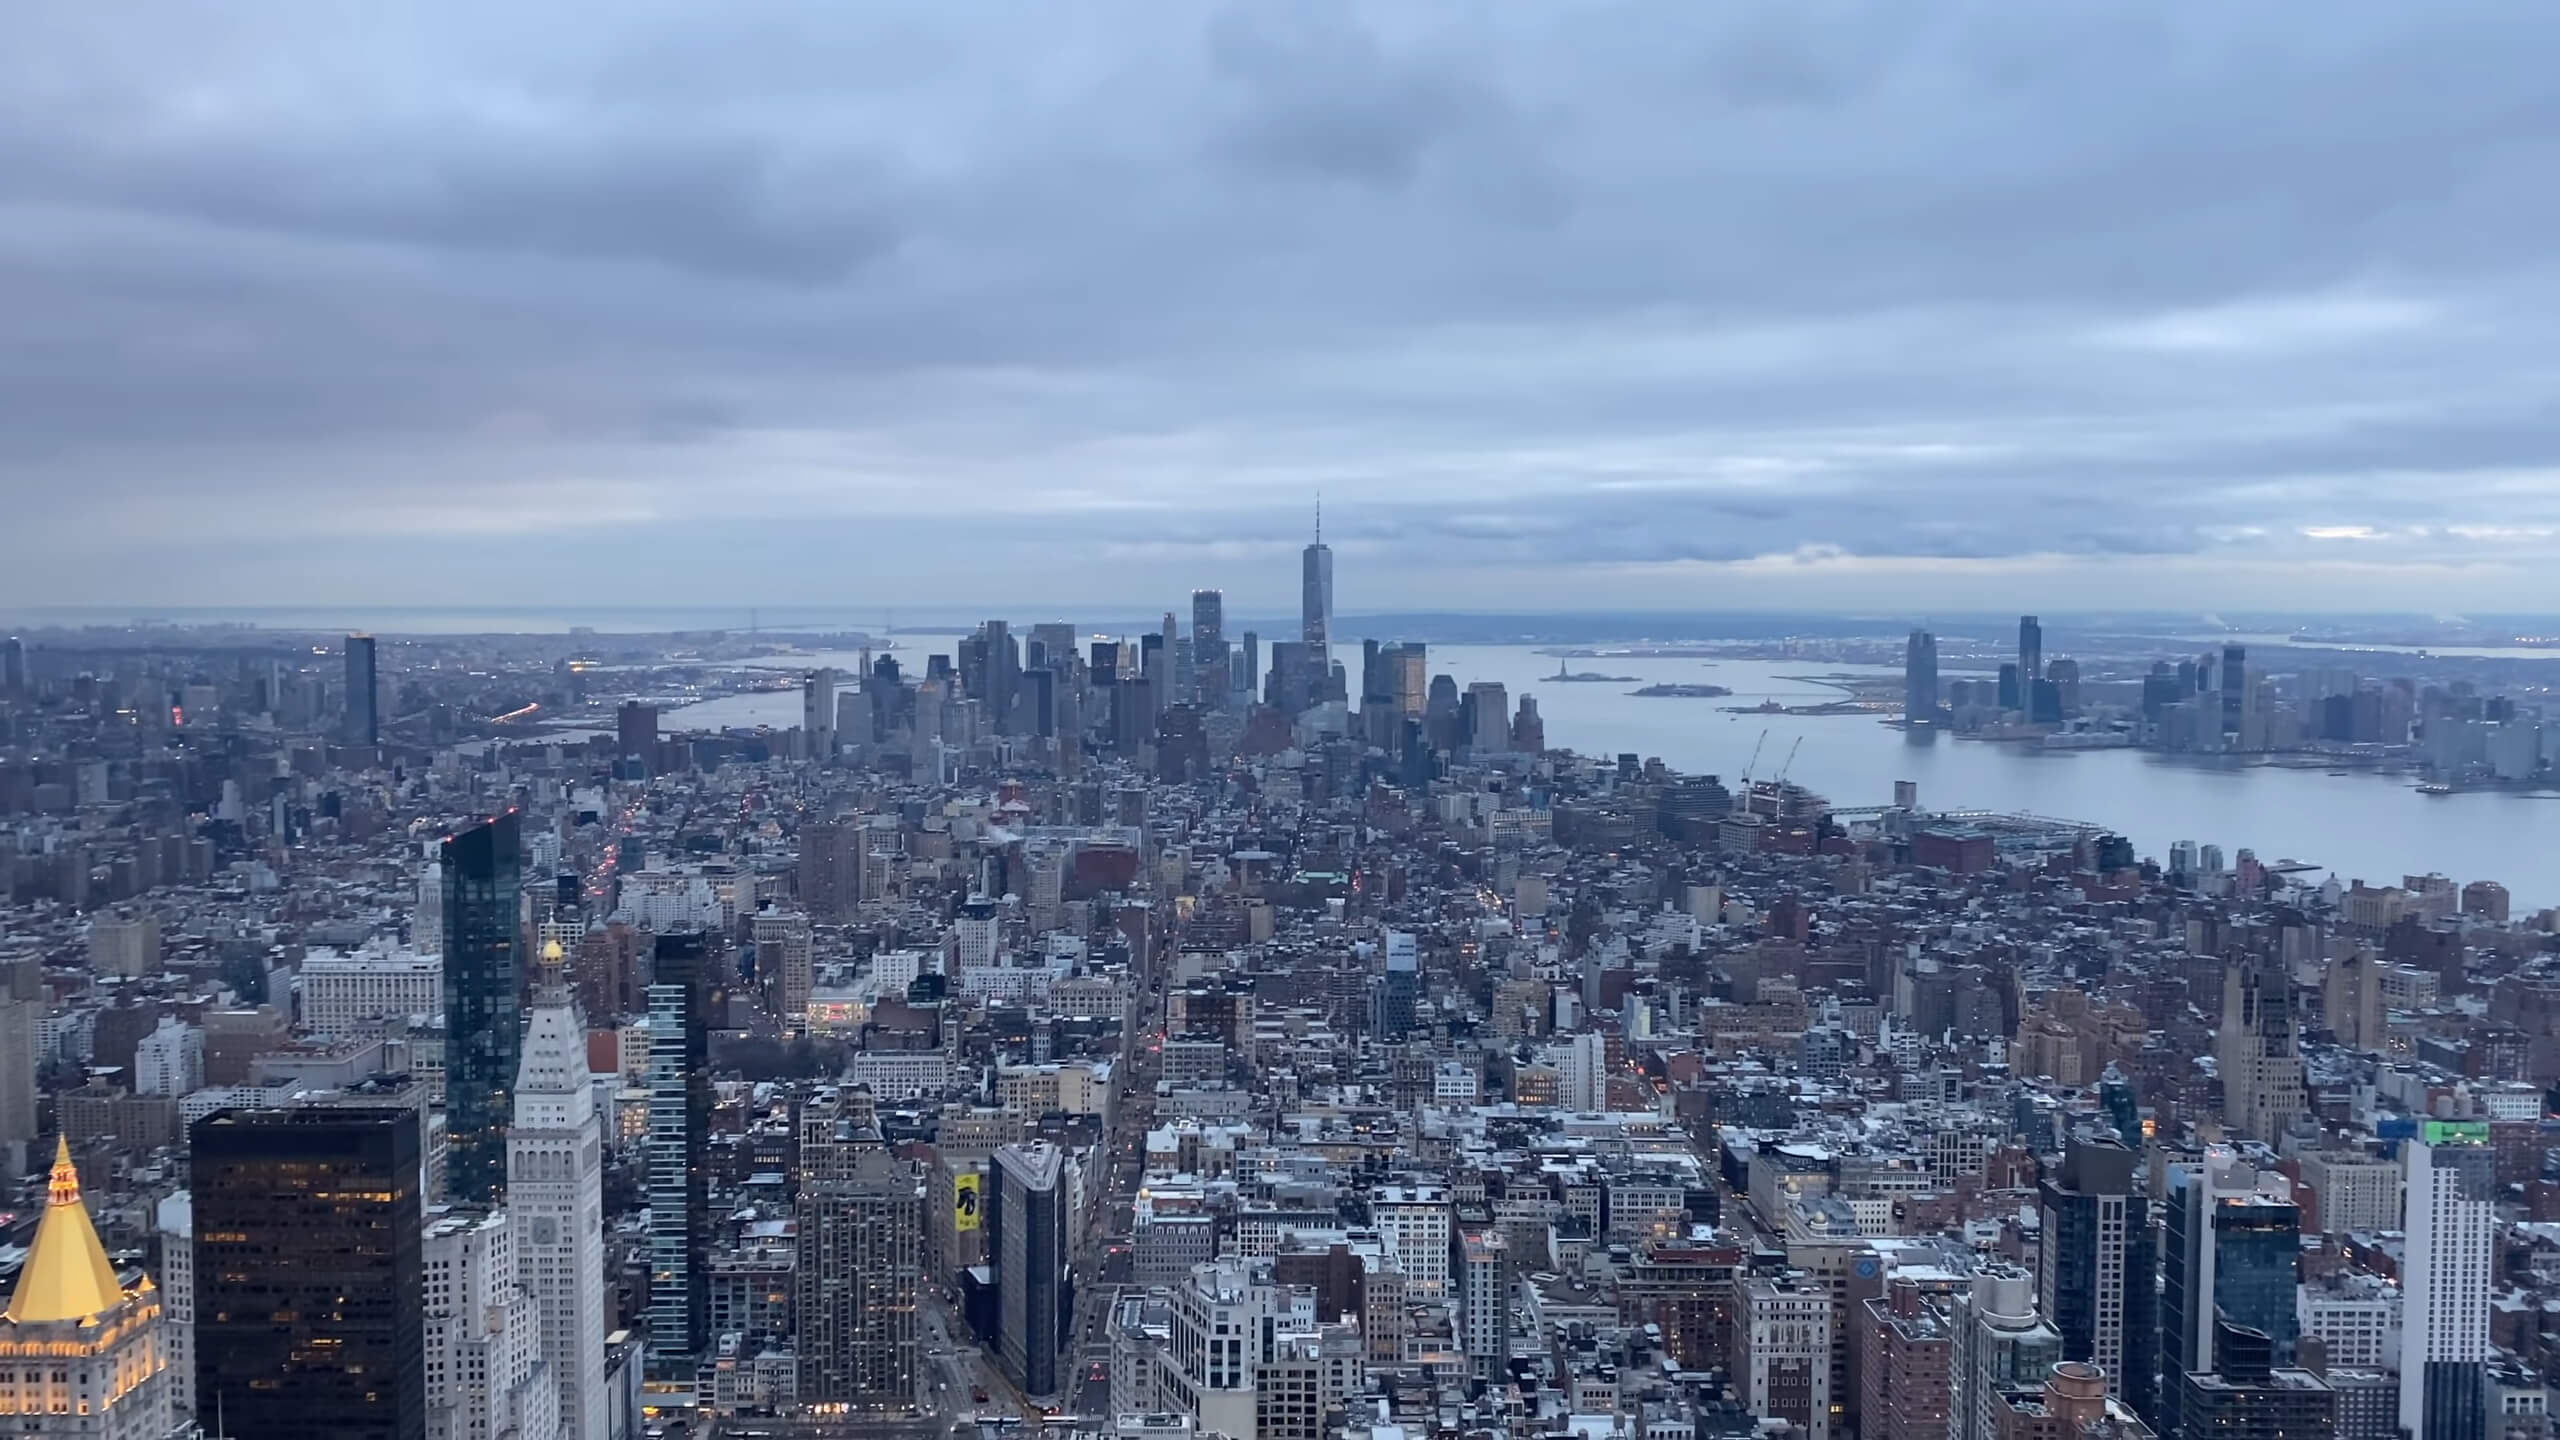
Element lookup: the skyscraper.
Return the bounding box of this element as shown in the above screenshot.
[2216,956,2302,1144]
[0,636,25,695]
[155,1191,196,1421]
[990,1141,1070,1399]
[2030,675,2063,726]
[443,810,523,1205]
[615,700,658,771]
[1463,681,1511,752]
[755,908,815,1035]
[2017,616,2042,703]
[982,620,1019,731]
[1265,642,1308,713]
[2047,657,2082,716]
[1457,1226,1512,1382]
[195,1107,427,1440]
[2401,1122,2496,1440]
[1950,1267,2062,1440]
[803,667,837,759]
[1370,930,1419,1039]
[2159,1155,2300,1436]
[1301,515,1333,705]
[798,819,864,924]
[1191,590,1229,711]
[0,960,37,1178]
[0,1139,177,1436]
[2170,1321,2333,1440]
[1741,1273,1834,1440]
[2037,1132,2155,1421]
[345,632,379,746]
[1390,642,1427,716]
[647,932,713,1380]
[1904,630,1940,721]
[912,678,946,779]
[2220,644,2248,737]
[512,938,608,1440]
[796,1093,923,1409]
[423,1210,553,1440]
[1028,621,1077,671]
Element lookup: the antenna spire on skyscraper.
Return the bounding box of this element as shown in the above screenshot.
[1315,491,1322,545]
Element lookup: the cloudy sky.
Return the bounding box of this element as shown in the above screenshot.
[8,1,2560,619]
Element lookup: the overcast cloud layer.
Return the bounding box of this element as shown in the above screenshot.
[8,1,2560,618]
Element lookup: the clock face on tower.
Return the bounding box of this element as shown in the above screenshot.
[534,1218,559,1245]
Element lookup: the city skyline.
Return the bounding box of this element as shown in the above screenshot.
[8,5,2560,612]
[1,449,2554,1439]
[9,8,2560,1438]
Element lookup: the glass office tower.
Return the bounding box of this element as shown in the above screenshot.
[193,1107,425,1440]
[442,810,523,1203]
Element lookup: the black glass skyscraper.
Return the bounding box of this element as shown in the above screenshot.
[442,810,523,1204]
[344,632,378,745]
[194,1107,425,1440]
[647,931,714,1378]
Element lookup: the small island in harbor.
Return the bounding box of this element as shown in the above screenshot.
[1629,683,1734,698]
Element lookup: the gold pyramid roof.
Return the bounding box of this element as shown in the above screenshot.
[5,1138,128,1324]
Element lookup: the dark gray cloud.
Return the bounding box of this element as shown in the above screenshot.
[5,0,2560,617]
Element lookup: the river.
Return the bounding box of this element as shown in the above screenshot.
[664,642,2560,906]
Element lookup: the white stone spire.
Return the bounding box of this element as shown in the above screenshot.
[510,944,608,1440]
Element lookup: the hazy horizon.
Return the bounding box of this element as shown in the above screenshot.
[5,601,2556,643]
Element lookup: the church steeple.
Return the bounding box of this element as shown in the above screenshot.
[5,1137,128,1324]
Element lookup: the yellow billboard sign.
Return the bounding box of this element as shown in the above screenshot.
[954,1171,983,1232]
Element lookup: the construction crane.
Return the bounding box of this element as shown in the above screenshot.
[1740,729,1769,785]
[1773,735,1804,787]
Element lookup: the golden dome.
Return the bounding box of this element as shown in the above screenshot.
[4,1138,128,1325]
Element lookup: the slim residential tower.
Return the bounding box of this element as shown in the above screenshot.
[803,668,837,759]
[646,933,713,1379]
[443,810,524,1204]
[2401,1124,2496,1440]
